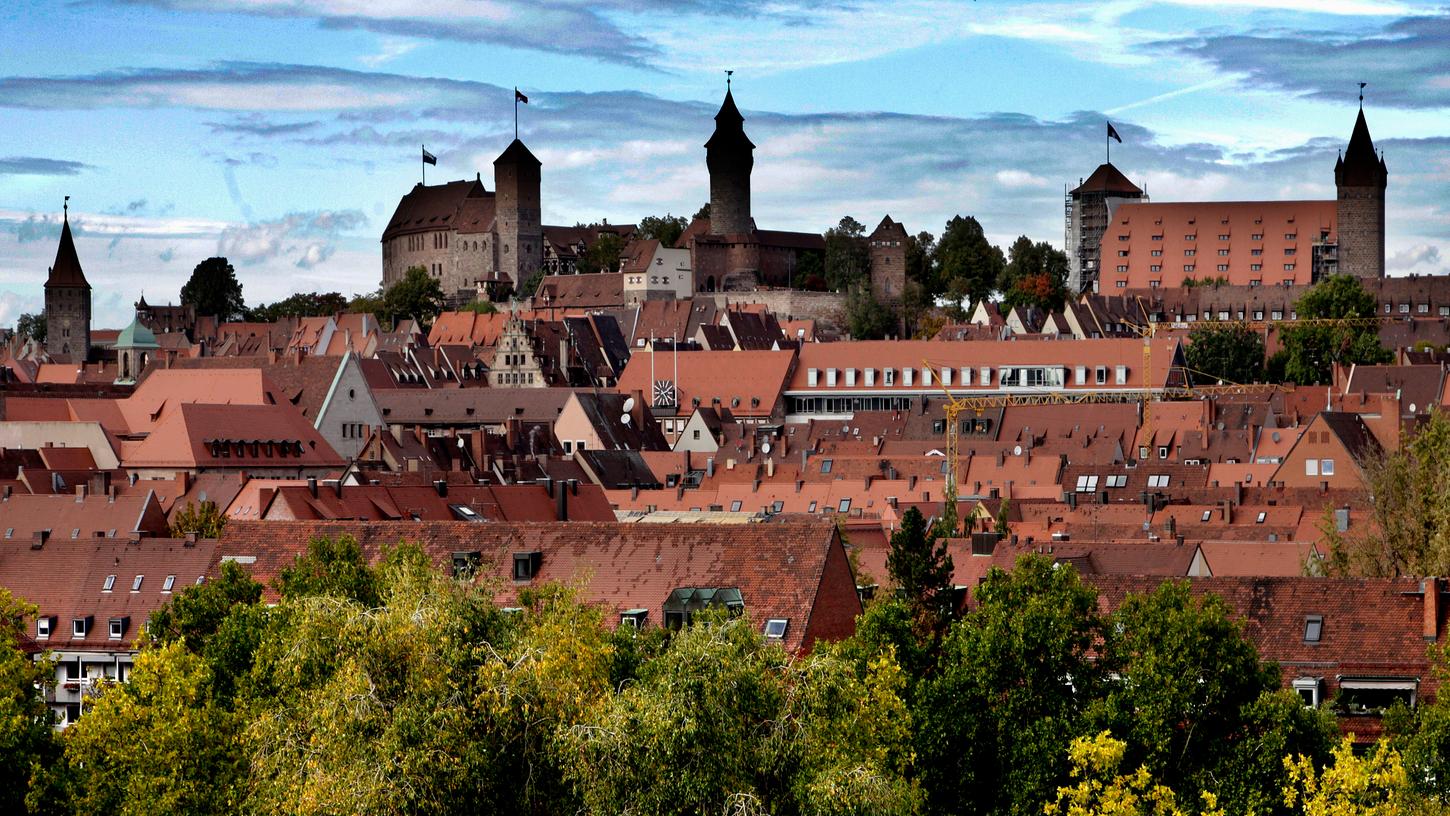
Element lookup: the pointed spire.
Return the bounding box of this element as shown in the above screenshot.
[1336,100,1387,188]
[706,85,754,152]
[46,199,89,289]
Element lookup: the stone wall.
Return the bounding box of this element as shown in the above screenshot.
[702,289,848,328]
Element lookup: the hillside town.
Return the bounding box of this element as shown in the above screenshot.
[3,72,1450,815]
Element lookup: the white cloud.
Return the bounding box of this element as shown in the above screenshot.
[1389,242,1442,269]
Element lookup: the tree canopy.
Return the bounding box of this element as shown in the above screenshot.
[15,312,45,343]
[1185,322,1266,385]
[578,231,625,275]
[180,257,246,321]
[244,291,347,322]
[998,236,1069,312]
[383,266,445,330]
[933,216,1004,309]
[638,213,688,248]
[1274,275,1391,385]
[824,216,871,290]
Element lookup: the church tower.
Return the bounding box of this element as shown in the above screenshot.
[705,86,754,235]
[1334,101,1387,279]
[494,139,543,288]
[43,202,91,362]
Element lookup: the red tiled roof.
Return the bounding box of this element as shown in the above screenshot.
[615,349,796,418]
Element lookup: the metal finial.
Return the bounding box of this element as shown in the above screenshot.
[725,69,733,89]
[1359,81,1367,106]
[63,195,69,219]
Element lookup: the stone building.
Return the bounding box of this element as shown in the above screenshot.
[43,207,91,362]
[488,309,549,388]
[380,139,544,300]
[1335,105,1388,279]
[868,216,908,303]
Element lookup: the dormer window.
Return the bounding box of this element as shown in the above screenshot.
[512,551,542,581]
[620,609,648,629]
[109,616,130,640]
[72,616,91,639]
[36,617,53,639]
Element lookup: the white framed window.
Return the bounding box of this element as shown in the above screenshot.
[1075,475,1099,493]
[1305,459,1318,476]
[1293,677,1323,708]
[1321,459,1335,476]
[162,575,176,593]
[1095,366,1107,385]
[960,367,972,386]
[838,498,851,513]
[1115,365,1128,385]
[102,574,115,592]
[131,575,143,592]
[1338,678,1417,715]
[1147,475,1169,488]
[980,367,991,385]
[72,617,89,639]
[36,617,51,639]
[764,619,788,639]
[1075,366,1087,385]
[109,617,128,640]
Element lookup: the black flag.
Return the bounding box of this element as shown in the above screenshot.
[422,147,437,166]
[1107,121,1122,143]
[515,88,529,104]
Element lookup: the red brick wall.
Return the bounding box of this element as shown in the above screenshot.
[802,529,864,652]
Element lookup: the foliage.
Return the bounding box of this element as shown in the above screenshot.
[1185,322,1266,385]
[145,560,264,703]
[179,257,246,321]
[1278,275,1391,385]
[167,500,225,538]
[994,497,1011,538]
[693,201,711,222]
[243,291,347,322]
[1182,276,1231,288]
[915,555,1103,816]
[906,231,936,287]
[1282,737,1408,816]
[275,534,382,607]
[579,231,626,275]
[16,312,46,343]
[825,216,871,290]
[1044,731,1210,816]
[794,249,826,289]
[461,298,498,314]
[0,589,57,816]
[932,215,1004,307]
[638,213,688,247]
[345,288,384,315]
[518,268,545,298]
[847,282,897,340]
[383,266,445,330]
[886,507,955,634]
[1322,409,1450,577]
[998,236,1069,312]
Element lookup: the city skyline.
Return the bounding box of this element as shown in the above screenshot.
[2,0,1448,327]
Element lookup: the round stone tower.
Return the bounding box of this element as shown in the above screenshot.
[1334,104,1388,279]
[705,88,754,236]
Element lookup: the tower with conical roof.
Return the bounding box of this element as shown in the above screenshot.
[43,201,91,362]
[705,85,754,236]
[1065,162,1146,293]
[494,138,543,289]
[1334,99,1388,279]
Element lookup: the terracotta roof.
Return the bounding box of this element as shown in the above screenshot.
[537,273,625,309]
[374,388,577,426]
[0,490,170,539]
[615,348,796,418]
[165,354,347,423]
[215,519,860,653]
[123,403,345,470]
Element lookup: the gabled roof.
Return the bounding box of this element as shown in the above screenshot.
[45,215,90,289]
[124,402,345,469]
[382,178,489,241]
[1070,162,1143,197]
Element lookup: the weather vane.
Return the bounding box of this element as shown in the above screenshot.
[1359,81,1367,106]
[725,69,733,89]
[63,195,69,217]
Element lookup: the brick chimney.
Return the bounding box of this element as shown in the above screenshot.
[1425,577,1441,642]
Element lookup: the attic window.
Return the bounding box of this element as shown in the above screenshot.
[821,459,833,474]
[36,617,52,639]
[451,550,482,577]
[730,500,743,512]
[807,501,817,513]
[1303,615,1323,643]
[1075,475,1099,493]
[1201,510,1212,522]
[162,575,176,593]
[1147,475,1169,488]
[620,609,648,629]
[102,574,116,592]
[838,498,851,513]
[1105,475,1127,488]
[109,616,129,640]
[71,528,79,539]
[1256,512,1267,524]
[512,551,542,581]
[764,618,789,639]
[771,501,784,513]
[131,575,144,592]
[72,616,90,638]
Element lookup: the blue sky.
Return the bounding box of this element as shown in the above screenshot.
[2,0,1448,328]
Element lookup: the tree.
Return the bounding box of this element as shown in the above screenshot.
[824,216,870,290]
[638,214,688,247]
[1044,731,1207,816]
[793,250,826,290]
[15,312,45,343]
[998,236,1069,312]
[382,266,444,331]
[1185,322,1266,385]
[886,507,955,634]
[243,291,347,322]
[846,282,896,340]
[180,257,245,321]
[1277,275,1391,385]
[168,500,225,538]
[906,231,935,287]
[274,534,381,607]
[1282,738,1408,816]
[517,269,544,299]
[145,560,264,704]
[462,299,497,314]
[693,202,711,222]
[915,555,1104,816]
[0,589,58,816]
[932,216,1004,306]
[345,288,383,316]
[579,231,625,275]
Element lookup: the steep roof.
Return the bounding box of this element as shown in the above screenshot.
[382,178,489,241]
[1336,108,1388,188]
[705,88,755,152]
[1070,162,1143,197]
[114,316,160,350]
[45,215,90,289]
[495,138,541,167]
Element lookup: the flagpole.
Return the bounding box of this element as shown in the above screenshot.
[421,144,426,185]
[1106,124,1110,165]
[514,88,519,141]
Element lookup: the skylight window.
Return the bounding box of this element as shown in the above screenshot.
[838,499,851,513]
[1201,510,1212,522]
[820,459,833,474]
[764,619,789,639]
[1304,615,1323,643]
[162,575,176,593]
[1256,512,1268,524]
[102,574,115,592]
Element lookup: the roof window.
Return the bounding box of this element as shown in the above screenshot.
[838,498,851,513]
[620,609,648,629]
[764,619,789,639]
[1256,512,1267,524]
[663,587,744,629]
[102,574,116,592]
[451,550,481,578]
[109,616,130,640]
[820,459,833,474]
[131,575,144,592]
[1303,615,1323,643]
[512,551,542,581]
[72,616,91,639]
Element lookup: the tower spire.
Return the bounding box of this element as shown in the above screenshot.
[1359,81,1366,109]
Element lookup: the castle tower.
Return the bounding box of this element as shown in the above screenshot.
[705,87,754,235]
[113,315,159,385]
[494,139,543,288]
[868,215,908,303]
[43,203,91,362]
[1334,103,1387,279]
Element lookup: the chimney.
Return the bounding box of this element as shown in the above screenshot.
[1425,577,1440,642]
[1220,499,1232,524]
[335,478,344,498]
[766,457,774,478]
[184,532,198,546]
[434,479,447,498]
[308,477,318,498]
[31,530,48,549]
[556,483,568,521]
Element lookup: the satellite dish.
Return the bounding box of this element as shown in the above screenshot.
[457,438,466,448]
[1013,445,1023,456]
[1410,403,1418,414]
[620,413,632,426]
[1271,431,1281,443]
[622,396,636,412]
[761,442,772,455]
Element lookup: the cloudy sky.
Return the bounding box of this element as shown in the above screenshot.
[2,0,1448,328]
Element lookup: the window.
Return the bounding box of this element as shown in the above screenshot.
[1285,233,1297,240]
[1115,280,1127,288]
[1106,474,1127,488]
[1305,459,1319,476]
[821,459,833,474]
[1147,475,1169,488]
[1294,677,1322,708]
[72,617,89,638]
[1399,303,1410,314]
[1338,679,1417,715]
[562,440,572,454]
[1284,263,1296,271]
[37,617,51,639]
[1183,264,1195,273]
[512,551,542,581]
[1075,475,1100,493]
[1094,366,1107,385]
[1217,248,1230,256]
[1150,249,1162,257]
[1150,265,1161,273]
[1184,249,1196,256]
[109,617,128,640]
[1321,459,1335,476]
[1157,446,1169,459]
[1251,233,1263,241]
[1303,615,1323,643]
[1114,365,1128,385]
[771,501,784,513]
[1074,366,1087,385]
[729,500,743,512]
[1184,234,1196,241]
[1201,510,1212,522]
[1216,264,1229,272]
[807,501,817,513]
[1285,247,1297,256]
[1217,233,1230,241]
[131,575,143,592]
[1256,512,1268,524]
[620,609,648,629]
[838,498,851,513]
[162,575,176,592]
[764,619,789,639]
[102,574,115,592]
[1251,248,1263,256]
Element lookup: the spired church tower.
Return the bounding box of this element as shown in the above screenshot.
[1334,98,1388,279]
[494,139,543,288]
[705,85,754,235]
[44,201,91,362]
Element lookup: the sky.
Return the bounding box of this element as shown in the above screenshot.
[1,0,1448,329]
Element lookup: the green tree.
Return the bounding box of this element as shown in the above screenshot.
[1185,322,1266,385]
[638,213,688,247]
[517,269,545,299]
[579,231,626,274]
[382,266,445,330]
[793,249,827,290]
[167,500,225,538]
[145,560,265,703]
[0,589,58,816]
[275,534,381,607]
[180,257,246,321]
[846,282,896,340]
[693,202,711,222]
[1277,275,1391,385]
[998,236,1069,312]
[886,507,955,634]
[244,291,347,322]
[932,216,1004,306]
[1096,581,1336,815]
[825,216,871,290]
[915,555,1104,816]
[906,231,936,287]
[462,298,497,314]
[345,288,384,316]
[15,312,45,343]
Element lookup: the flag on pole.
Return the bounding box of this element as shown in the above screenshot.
[515,88,529,104]
[421,147,437,166]
[1107,121,1122,143]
